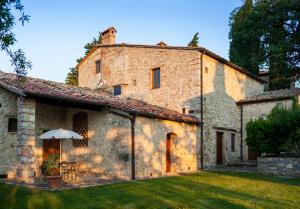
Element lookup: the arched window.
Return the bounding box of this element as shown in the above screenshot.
[73,112,88,147]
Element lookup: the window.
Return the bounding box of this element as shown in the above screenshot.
[231,133,236,152]
[8,118,17,132]
[73,112,88,147]
[182,108,186,114]
[188,110,195,114]
[95,60,101,74]
[152,68,160,89]
[113,85,122,96]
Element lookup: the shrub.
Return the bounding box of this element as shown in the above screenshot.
[40,154,60,176]
[246,104,300,155]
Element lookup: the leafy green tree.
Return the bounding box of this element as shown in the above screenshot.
[229,0,300,90]
[229,0,261,75]
[188,32,199,47]
[65,34,102,85]
[0,0,31,76]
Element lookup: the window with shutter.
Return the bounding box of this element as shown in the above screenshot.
[73,112,88,147]
[152,68,160,89]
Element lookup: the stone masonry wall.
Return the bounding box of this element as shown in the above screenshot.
[242,99,293,160]
[0,87,18,178]
[78,45,265,168]
[258,157,300,177]
[201,54,264,167]
[135,116,198,179]
[65,109,132,182]
[16,97,36,184]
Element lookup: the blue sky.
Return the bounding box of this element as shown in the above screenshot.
[0,0,242,82]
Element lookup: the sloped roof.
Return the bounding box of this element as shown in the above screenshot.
[76,44,266,84]
[0,71,200,124]
[237,88,300,104]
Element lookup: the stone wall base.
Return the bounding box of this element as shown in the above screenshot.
[258,157,300,177]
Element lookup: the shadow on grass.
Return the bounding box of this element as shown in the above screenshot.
[1,171,299,209]
[208,171,300,186]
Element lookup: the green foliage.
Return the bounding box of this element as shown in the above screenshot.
[246,118,271,154]
[188,32,199,47]
[229,0,300,90]
[40,154,60,176]
[229,0,261,75]
[65,67,78,86]
[0,0,31,76]
[246,105,300,155]
[65,34,102,86]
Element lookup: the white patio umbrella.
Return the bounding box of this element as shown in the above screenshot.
[39,128,83,140]
[39,129,83,165]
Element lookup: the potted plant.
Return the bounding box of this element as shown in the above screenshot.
[41,154,62,189]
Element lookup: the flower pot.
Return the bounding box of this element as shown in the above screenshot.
[47,176,62,189]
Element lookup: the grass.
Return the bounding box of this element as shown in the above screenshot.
[0,171,299,209]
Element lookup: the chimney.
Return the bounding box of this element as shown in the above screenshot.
[101,27,117,45]
[156,41,167,47]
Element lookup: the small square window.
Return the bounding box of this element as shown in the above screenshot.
[231,133,236,152]
[113,85,122,96]
[95,60,101,74]
[8,118,17,132]
[152,68,160,89]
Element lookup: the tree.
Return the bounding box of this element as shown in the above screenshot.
[0,0,31,76]
[65,34,102,85]
[188,32,199,47]
[229,0,300,90]
[229,0,261,75]
[65,68,78,86]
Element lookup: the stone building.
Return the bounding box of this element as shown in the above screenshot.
[77,27,271,168]
[0,71,199,183]
[1,26,300,184]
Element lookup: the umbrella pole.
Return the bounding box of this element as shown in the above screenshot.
[60,139,62,175]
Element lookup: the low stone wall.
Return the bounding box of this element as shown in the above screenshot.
[258,157,300,177]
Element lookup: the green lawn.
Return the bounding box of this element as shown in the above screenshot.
[0,171,299,209]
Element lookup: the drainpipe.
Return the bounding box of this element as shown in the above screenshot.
[200,50,206,170]
[108,109,136,180]
[240,104,244,162]
[130,116,136,180]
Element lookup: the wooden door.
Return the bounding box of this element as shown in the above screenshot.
[166,135,171,173]
[216,132,223,165]
[43,139,60,161]
[248,147,258,161]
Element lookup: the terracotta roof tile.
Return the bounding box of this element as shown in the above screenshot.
[237,88,300,104]
[0,71,200,124]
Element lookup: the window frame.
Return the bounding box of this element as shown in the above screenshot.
[8,118,17,133]
[231,133,236,152]
[95,60,101,74]
[152,68,161,89]
[113,85,122,96]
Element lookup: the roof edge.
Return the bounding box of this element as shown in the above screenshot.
[76,44,265,84]
[236,96,295,105]
[0,80,26,96]
[26,91,200,125]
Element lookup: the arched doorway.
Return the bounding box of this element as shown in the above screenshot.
[166,133,177,173]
